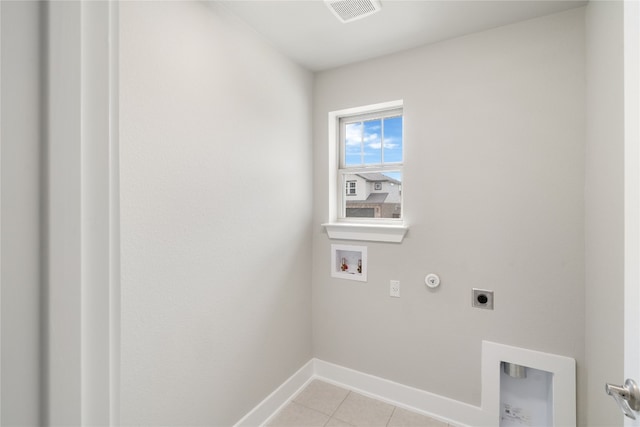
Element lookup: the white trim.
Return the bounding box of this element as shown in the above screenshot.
[313,359,484,427]
[326,100,407,242]
[0,2,3,422]
[45,2,118,423]
[234,358,478,427]
[108,1,120,424]
[46,3,84,423]
[236,343,576,427]
[233,360,315,427]
[81,1,116,423]
[329,100,404,123]
[482,341,576,427]
[323,222,407,243]
[624,1,640,425]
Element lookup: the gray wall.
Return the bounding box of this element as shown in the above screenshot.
[312,7,586,422]
[584,1,625,425]
[1,2,43,425]
[0,2,623,425]
[118,2,314,425]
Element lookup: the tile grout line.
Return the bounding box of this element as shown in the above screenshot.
[278,380,452,427]
[326,390,353,426]
[289,381,449,427]
[321,406,331,427]
[291,383,354,427]
[288,400,333,425]
[331,390,351,417]
[292,399,330,416]
[386,406,397,427]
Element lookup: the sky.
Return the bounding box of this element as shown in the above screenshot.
[344,115,403,181]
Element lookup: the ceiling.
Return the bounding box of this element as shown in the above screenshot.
[216,0,587,71]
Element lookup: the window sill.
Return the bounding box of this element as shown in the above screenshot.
[322,222,408,243]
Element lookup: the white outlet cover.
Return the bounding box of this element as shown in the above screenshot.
[390,280,400,297]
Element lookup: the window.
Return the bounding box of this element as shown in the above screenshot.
[346,180,357,196]
[324,100,407,243]
[339,106,403,221]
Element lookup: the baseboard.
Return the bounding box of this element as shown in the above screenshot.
[234,358,489,427]
[313,359,489,427]
[235,344,575,427]
[233,359,315,427]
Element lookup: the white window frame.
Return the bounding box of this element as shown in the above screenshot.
[338,107,404,222]
[323,100,408,243]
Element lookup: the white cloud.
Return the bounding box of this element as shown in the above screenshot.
[345,123,363,147]
[345,121,401,155]
[368,137,400,150]
[346,122,381,148]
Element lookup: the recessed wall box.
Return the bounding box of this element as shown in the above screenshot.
[331,244,367,282]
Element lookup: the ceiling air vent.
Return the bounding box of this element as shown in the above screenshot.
[324,0,382,23]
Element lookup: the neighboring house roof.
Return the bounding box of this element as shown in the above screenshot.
[364,193,389,203]
[356,173,401,185]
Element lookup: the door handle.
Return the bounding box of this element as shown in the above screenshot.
[606,379,640,419]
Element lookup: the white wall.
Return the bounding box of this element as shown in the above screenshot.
[585,1,625,425]
[119,2,314,425]
[0,2,43,425]
[312,8,586,424]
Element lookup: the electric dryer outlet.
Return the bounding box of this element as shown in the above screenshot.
[472,288,494,310]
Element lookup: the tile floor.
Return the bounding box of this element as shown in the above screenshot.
[266,380,453,427]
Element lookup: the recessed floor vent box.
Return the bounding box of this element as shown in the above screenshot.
[500,363,553,426]
[483,341,576,427]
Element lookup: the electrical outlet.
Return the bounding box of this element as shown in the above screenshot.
[472,288,494,310]
[390,280,400,298]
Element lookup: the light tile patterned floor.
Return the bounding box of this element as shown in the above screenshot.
[267,380,453,427]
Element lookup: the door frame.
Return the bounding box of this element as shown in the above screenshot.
[624,0,640,424]
[44,1,120,424]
